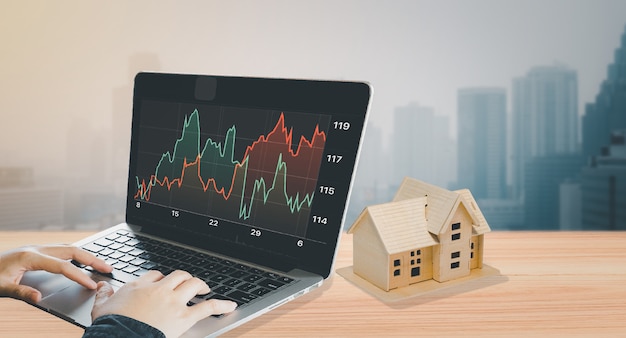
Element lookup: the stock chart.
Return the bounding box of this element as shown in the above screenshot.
[134,104,330,237]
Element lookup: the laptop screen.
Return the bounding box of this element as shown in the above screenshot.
[126,73,371,278]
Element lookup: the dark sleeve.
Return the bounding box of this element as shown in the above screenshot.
[82,314,165,338]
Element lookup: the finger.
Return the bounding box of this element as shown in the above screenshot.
[173,277,210,300]
[1,284,42,304]
[92,281,114,308]
[91,281,114,320]
[39,245,112,273]
[159,270,194,290]
[190,299,237,321]
[28,254,98,290]
[134,270,165,284]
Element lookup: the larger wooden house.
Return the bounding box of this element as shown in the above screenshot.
[347,177,491,292]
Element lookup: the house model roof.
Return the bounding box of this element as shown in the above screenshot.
[350,197,438,255]
[348,177,490,252]
[391,177,490,236]
[455,188,490,235]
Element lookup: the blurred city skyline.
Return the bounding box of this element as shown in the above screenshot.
[1,1,625,230]
[351,33,625,229]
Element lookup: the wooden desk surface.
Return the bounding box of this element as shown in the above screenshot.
[1,231,625,337]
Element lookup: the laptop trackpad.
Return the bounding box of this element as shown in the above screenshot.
[38,280,98,327]
[24,271,119,328]
[21,270,77,300]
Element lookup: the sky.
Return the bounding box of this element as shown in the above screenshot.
[1,0,626,176]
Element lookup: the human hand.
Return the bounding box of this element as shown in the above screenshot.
[91,270,237,338]
[0,244,113,303]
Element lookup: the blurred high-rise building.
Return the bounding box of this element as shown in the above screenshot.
[581,131,626,230]
[582,25,626,160]
[512,64,580,229]
[579,25,626,230]
[524,154,584,229]
[512,64,579,200]
[457,88,507,199]
[391,103,434,187]
[390,103,455,191]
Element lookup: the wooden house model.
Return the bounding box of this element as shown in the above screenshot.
[347,177,491,292]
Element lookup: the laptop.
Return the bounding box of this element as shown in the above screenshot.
[22,72,371,337]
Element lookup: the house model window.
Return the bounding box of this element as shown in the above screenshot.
[347,177,491,292]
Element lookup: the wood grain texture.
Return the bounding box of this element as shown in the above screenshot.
[1,231,625,337]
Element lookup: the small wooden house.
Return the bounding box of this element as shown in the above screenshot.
[347,177,491,292]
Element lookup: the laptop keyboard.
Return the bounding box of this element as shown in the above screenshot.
[77,230,295,308]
